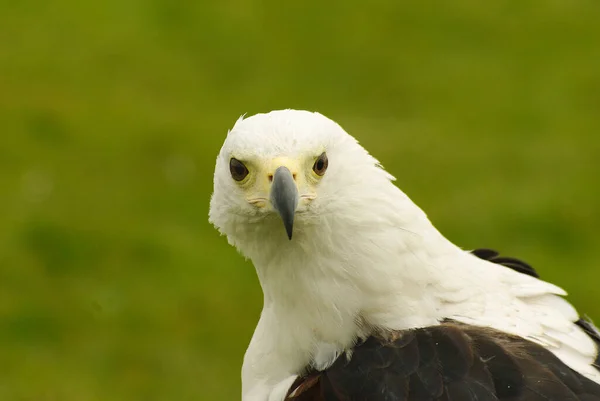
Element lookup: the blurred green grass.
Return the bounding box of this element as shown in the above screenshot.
[1,1,600,399]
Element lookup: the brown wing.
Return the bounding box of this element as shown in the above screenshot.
[286,322,600,401]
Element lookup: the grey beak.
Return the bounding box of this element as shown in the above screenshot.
[270,166,299,240]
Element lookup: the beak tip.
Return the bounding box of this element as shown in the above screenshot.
[283,220,294,240]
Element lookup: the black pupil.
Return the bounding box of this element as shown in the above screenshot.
[316,159,324,171]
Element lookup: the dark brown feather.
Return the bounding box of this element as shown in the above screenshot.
[286,323,600,401]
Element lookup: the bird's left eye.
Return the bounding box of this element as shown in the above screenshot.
[313,152,328,176]
[230,158,249,181]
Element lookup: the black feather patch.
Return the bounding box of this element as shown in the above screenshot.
[470,248,539,278]
[576,317,600,369]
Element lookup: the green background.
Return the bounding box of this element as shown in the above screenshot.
[1,1,599,400]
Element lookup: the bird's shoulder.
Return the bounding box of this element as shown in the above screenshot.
[286,249,600,401]
[472,248,600,359]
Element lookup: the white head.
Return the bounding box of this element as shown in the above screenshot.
[210,110,454,400]
[208,110,424,263]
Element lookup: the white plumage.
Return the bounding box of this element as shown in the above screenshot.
[209,109,599,401]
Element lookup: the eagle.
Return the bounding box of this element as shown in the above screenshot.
[209,109,600,401]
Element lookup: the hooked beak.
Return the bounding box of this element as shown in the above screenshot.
[270,166,299,240]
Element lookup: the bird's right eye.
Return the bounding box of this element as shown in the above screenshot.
[230,158,249,181]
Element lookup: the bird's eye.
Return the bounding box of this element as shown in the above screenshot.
[313,152,328,176]
[230,158,249,181]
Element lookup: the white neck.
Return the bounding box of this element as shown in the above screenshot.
[235,183,473,377]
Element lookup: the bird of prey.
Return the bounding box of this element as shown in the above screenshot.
[209,109,600,401]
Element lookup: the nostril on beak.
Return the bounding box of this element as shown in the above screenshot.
[268,174,273,183]
[292,173,297,180]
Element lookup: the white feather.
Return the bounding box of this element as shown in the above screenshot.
[209,110,600,401]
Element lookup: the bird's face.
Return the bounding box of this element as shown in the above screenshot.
[210,110,346,242]
[210,109,391,250]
